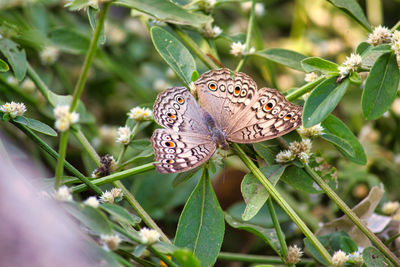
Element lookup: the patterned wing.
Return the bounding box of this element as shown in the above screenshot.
[226,87,303,143]
[151,129,216,173]
[153,86,208,133]
[195,68,258,131]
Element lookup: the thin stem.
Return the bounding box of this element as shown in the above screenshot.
[391,20,400,31]
[218,252,314,264]
[233,143,332,264]
[71,162,155,193]
[266,198,288,261]
[285,77,324,102]
[305,165,400,266]
[27,63,51,102]
[55,131,69,189]
[117,122,141,166]
[385,233,400,246]
[112,180,171,244]
[72,128,101,166]
[69,2,111,111]
[11,121,102,194]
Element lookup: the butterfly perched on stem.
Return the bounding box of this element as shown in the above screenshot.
[151,68,302,173]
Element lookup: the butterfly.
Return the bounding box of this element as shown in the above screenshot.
[151,68,302,173]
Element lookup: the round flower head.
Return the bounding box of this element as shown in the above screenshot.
[53,105,79,132]
[100,191,114,204]
[297,124,324,137]
[139,227,160,244]
[367,25,391,46]
[40,45,60,65]
[53,186,73,202]
[286,245,303,264]
[382,201,400,215]
[128,107,153,121]
[84,196,99,208]
[230,41,247,56]
[100,234,121,251]
[304,72,319,82]
[1,101,26,118]
[332,250,348,267]
[116,126,131,144]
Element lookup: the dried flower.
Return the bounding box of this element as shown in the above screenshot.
[297,124,324,137]
[139,227,160,244]
[128,107,153,121]
[1,101,26,118]
[84,196,99,208]
[367,25,391,46]
[111,188,123,198]
[53,105,79,132]
[100,191,114,204]
[382,201,400,215]
[53,186,73,202]
[332,250,348,266]
[304,72,319,82]
[286,245,303,264]
[116,126,131,144]
[92,155,116,178]
[101,234,121,251]
[40,45,60,65]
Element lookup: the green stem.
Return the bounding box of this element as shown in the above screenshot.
[172,26,219,70]
[116,122,140,166]
[304,165,400,266]
[71,162,155,193]
[69,2,111,111]
[235,0,256,73]
[266,198,288,261]
[233,143,332,264]
[285,77,324,102]
[27,63,51,103]
[391,20,400,31]
[55,131,69,189]
[385,233,400,246]
[218,252,313,264]
[72,128,101,166]
[112,180,171,244]
[11,121,102,194]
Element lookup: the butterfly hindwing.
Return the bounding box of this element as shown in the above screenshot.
[151,129,216,173]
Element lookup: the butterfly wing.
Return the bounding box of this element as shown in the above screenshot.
[195,68,258,131]
[153,86,208,133]
[151,129,216,173]
[226,87,303,143]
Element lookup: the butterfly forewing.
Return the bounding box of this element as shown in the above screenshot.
[151,129,216,173]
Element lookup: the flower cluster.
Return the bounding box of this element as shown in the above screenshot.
[53,105,79,132]
[230,41,255,56]
[40,45,60,65]
[91,154,116,178]
[332,250,348,267]
[128,106,153,121]
[100,234,121,251]
[0,101,26,118]
[100,188,124,204]
[286,245,303,264]
[139,227,160,244]
[304,72,319,82]
[347,251,363,264]
[382,201,400,215]
[84,196,100,208]
[297,124,324,138]
[116,126,131,144]
[276,139,312,164]
[391,30,400,56]
[367,25,392,46]
[338,53,362,79]
[202,24,223,38]
[53,186,73,202]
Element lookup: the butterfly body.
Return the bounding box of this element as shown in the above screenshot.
[152,68,303,173]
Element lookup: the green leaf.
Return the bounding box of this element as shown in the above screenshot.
[64,203,113,234]
[114,0,212,27]
[100,203,141,226]
[173,167,201,187]
[254,48,307,71]
[362,52,400,120]
[87,7,106,45]
[172,248,201,267]
[281,165,323,194]
[48,28,90,54]
[349,72,362,85]
[241,165,286,221]
[65,0,92,10]
[301,57,338,74]
[0,39,27,81]
[151,26,196,86]
[356,42,371,55]
[321,115,366,165]
[0,58,9,72]
[174,169,224,267]
[304,231,357,265]
[253,141,280,165]
[363,247,392,267]
[327,0,371,31]
[225,213,282,256]
[303,77,349,127]
[361,44,392,69]
[13,116,57,136]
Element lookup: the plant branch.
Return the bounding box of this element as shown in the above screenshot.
[218,252,314,264]
[285,77,325,102]
[55,131,69,189]
[266,198,288,261]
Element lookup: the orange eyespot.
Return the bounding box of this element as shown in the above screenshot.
[167,159,174,164]
[208,83,217,91]
[165,141,176,148]
[284,114,292,120]
[167,113,176,119]
[234,86,241,95]
[176,96,184,104]
[264,102,273,111]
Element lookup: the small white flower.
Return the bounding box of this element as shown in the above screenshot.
[6,76,18,86]
[304,72,319,82]
[100,234,121,251]
[276,150,295,163]
[0,101,27,118]
[53,186,73,202]
[100,191,114,204]
[111,188,123,198]
[347,251,363,264]
[289,138,312,155]
[255,3,265,16]
[128,107,153,121]
[391,31,400,56]
[21,78,36,93]
[248,46,256,54]
[139,227,160,244]
[392,30,400,43]
[286,245,303,264]
[230,41,247,56]
[53,105,79,132]
[297,124,324,137]
[298,152,310,164]
[84,196,99,208]
[116,126,131,144]
[338,65,350,78]
[212,26,222,37]
[367,25,391,46]
[40,45,60,65]
[343,53,362,71]
[382,201,400,215]
[332,250,348,267]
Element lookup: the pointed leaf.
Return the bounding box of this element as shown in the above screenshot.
[301,57,338,74]
[362,52,400,120]
[241,165,286,221]
[253,141,280,165]
[0,58,9,72]
[281,165,323,193]
[327,0,371,31]
[13,116,57,136]
[151,26,196,86]
[0,39,27,81]
[254,49,307,71]
[174,170,224,267]
[321,115,366,164]
[100,203,141,226]
[173,167,201,187]
[87,7,106,45]
[303,77,349,127]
